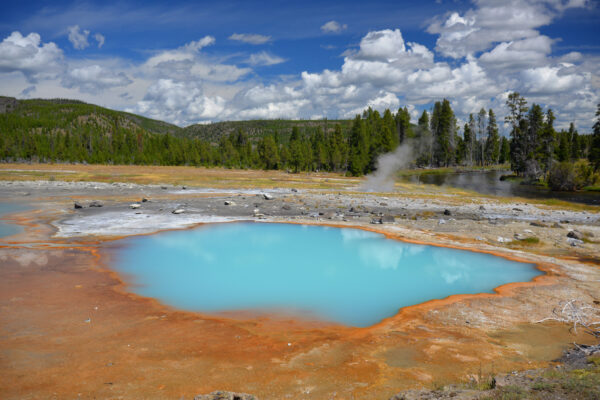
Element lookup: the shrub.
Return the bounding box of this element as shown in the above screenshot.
[548,160,599,191]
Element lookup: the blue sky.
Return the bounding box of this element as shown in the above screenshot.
[1,0,599,132]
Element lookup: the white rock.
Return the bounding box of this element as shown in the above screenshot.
[130,203,141,209]
[263,193,274,200]
[172,209,185,214]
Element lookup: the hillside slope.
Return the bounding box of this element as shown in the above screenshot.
[0,96,181,136]
[181,119,353,143]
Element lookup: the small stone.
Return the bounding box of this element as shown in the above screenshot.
[371,217,382,224]
[224,201,236,206]
[567,237,583,247]
[89,201,103,207]
[479,205,485,210]
[281,205,291,210]
[263,193,274,200]
[512,208,523,212]
[552,222,564,229]
[141,198,148,202]
[161,186,168,190]
[291,188,298,193]
[182,186,187,190]
[130,203,141,209]
[172,209,185,214]
[74,202,83,209]
[567,230,583,240]
[443,209,451,216]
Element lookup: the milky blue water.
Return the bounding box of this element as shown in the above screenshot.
[112,222,542,327]
[0,203,29,238]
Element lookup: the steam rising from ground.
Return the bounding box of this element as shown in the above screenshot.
[361,142,415,192]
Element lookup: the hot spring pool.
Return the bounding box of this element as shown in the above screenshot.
[0,203,29,238]
[112,222,542,327]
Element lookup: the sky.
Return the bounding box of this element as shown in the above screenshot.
[1,0,599,133]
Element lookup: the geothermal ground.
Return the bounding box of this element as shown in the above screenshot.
[0,164,599,399]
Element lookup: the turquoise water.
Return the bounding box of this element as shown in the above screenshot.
[112,223,541,327]
[0,203,29,238]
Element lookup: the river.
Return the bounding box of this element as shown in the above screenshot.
[404,170,600,206]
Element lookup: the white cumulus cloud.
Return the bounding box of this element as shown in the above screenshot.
[229,33,271,45]
[61,64,132,94]
[94,33,105,48]
[321,20,347,33]
[245,51,286,66]
[0,31,64,82]
[67,25,90,50]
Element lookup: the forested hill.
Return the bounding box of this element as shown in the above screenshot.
[0,96,181,136]
[181,119,353,143]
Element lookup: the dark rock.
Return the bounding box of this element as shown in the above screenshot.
[224,201,235,206]
[381,215,395,223]
[443,209,451,216]
[479,205,485,210]
[512,208,523,212]
[371,217,382,224]
[161,186,168,190]
[281,205,291,211]
[291,188,298,193]
[194,391,258,400]
[567,230,583,240]
[74,202,83,209]
[530,221,547,227]
[380,202,388,206]
[182,186,187,190]
[89,201,103,207]
[141,198,148,202]
[560,219,570,224]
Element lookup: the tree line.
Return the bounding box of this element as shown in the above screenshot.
[1,96,599,187]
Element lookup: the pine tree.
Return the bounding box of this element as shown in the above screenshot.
[499,136,510,164]
[589,103,600,171]
[477,108,487,166]
[537,109,556,174]
[484,109,500,165]
[348,115,369,176]
[505,92,529,175]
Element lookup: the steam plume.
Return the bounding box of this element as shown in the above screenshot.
[361,142,415,192]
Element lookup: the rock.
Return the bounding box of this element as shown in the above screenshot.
[324,211,336,219]
[530,221,547,227]
[130,203,141,209]
[194,391,258,400]
[371,217,382,224]
[479,205,485,210]
[182,186,187,190]
[443,209,451,216]
[381,215,395,223]
[291,188,298,193]
[161,186,168,190]
[552,222,564,229]
[512,207,523,212]
[560,219,570,224]
[224,201,236,206]
[380,202,388,206]
[74,202,83,209]
[438,219,446,225]
[141,198,148,203]
[497,236,511,243]
[567,230,583,240]
[567,237,584,247]
[523,229,534,234]
[262,193,273,200]
[514,233,526,240]
[172,209,185,214]
[89,201,103,207]
[281,205,291,211]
